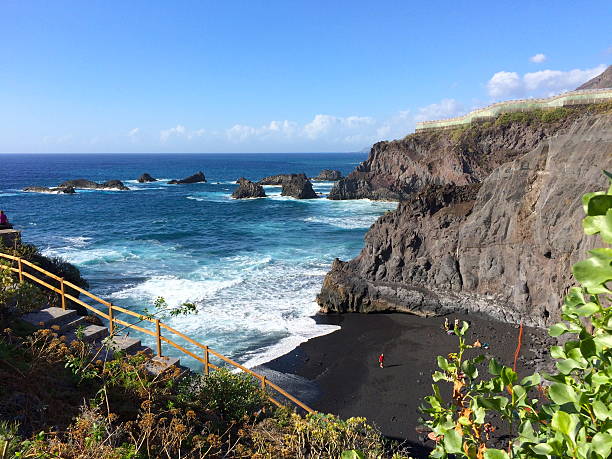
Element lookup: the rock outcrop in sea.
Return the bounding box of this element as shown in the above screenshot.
[138,173,157,183]
[312,169,343,181]
[58,179,130,191]
[23,186,76,194]
[168,171,206,184]
[232,178,266,199]
[281,174,318,199]
[258,173,308,185]
[317,111,612,327]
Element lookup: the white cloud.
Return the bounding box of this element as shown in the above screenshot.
[155,99,462,151]
[414,98,464,122]
[486,64,606,100]
[127,127,140,143]
[529,53,547,63]
[160,125,186,142]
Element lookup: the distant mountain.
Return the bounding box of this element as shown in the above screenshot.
[576,65,612,89]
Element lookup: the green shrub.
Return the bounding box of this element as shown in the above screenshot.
[421,171,612,458]
[539,107,571,123]
[179,368,269,425]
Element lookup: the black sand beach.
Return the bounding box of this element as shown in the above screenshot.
[260,312,552,455]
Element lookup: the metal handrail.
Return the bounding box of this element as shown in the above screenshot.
[0,252,314,413]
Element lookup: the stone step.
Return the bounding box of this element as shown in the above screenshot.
[146,355,181,375]
[22,307,78,329]
[59,316,87,332]
[63,324,109,343]
[105,335,142,354]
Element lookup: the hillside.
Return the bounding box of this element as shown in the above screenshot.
[576,64,612,89]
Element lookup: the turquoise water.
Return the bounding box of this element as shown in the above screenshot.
[0,153,396,367]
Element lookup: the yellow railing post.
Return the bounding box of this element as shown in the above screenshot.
[17,258,23,282]
[108,303,114,335]
[261,375,266,390]
[204,345,209,375]
[60,279,66,310]
[156,319,162,357]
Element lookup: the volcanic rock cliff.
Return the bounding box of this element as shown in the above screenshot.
[318,113,612,327]
[328,106,607,201]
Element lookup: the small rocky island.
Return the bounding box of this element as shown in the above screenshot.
[258,173,308,185]
[137,173,157,183]
[312,169,342,181]
[24,179,129,193]
[280,174,318,199]
[168,171,206,184]
[23,185,76,194]
[59,179,130,191]
[232,178,266,199]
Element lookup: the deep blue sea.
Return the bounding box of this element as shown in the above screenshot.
[0,153,396,368]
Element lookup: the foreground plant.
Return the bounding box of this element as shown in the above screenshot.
[421,172,612,459]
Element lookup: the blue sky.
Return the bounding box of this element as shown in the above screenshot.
[0,0,610,153]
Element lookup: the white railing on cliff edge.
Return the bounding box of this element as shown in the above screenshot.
[0,251,314,414]
[415,88,612,132]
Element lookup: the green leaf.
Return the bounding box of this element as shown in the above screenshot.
[483,449,509,459]
[532,443,554,455]
[443,429,463,453]
[587,194,612,216]
[501,367,517,385]
[550,345,566,359]
[437,356,449,371]
[592,432,612,458]
[575,302,600,316]
[579,337,597,358]
[520,372,541,386]
[594,333,612,347]
[548,383,578,405]
[583,212,612,243]
[556,358,581,374]
[582,191,605,214]
[549,323,569,337]
[573,248,612,290]
[564,287,586,307]
[551,411,578,443]
[488,358,502,375]
[592,400,611,420]
[341,451,366,459]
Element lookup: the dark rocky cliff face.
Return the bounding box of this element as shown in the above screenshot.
[317,114,612,327]
[328,109,601,201]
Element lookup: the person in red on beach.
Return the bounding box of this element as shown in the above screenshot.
[378,353,384,368]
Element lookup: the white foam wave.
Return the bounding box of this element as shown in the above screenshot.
[62,236,92,247]
[111,275,242,307]
[242,317,340,368]
[42,246,136,265]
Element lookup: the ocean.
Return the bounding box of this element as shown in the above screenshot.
[0,153,396,368]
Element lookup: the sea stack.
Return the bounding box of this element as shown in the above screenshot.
[137,173,157,183]
[168,171,206,184]
[281,174,318,199]
[231,178,267,199]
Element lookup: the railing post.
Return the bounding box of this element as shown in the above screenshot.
[108,303,114,335]
[60,279,66,310]
[203,345,209,375]
[17,258,23,282]
[261,375,266,390]
[155,319,162,357]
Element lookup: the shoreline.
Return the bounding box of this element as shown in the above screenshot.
[258,311,552,455]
